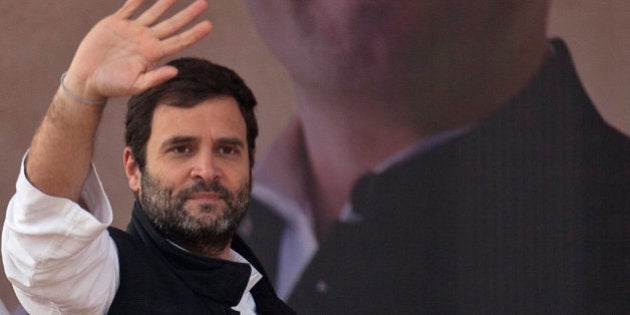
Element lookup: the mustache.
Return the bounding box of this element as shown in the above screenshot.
[178,179,231,200]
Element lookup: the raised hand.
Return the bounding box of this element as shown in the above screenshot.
[63,0,212,103]
[25,0,212,202]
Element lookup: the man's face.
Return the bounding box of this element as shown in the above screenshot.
[245,1,531,94]
[127,97,251,246]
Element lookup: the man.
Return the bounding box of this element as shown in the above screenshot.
[2,0,293,313]
[239,1,630,313]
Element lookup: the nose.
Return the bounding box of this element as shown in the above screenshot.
[189,152,222,182]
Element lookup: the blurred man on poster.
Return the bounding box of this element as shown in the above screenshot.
[240,1,630,313]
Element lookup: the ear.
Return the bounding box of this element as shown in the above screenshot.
[123,147,141,194]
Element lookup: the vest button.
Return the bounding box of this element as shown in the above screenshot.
[315,280,328,293]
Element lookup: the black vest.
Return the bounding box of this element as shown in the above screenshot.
[107,203,295,314]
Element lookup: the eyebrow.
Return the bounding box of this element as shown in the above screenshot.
[215,137,246,148]
[160,136,196,151]
[160,136,246,150]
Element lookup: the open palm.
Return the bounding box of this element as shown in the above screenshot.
[65,0,212,101]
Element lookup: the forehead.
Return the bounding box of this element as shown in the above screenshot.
[150,97,247,142]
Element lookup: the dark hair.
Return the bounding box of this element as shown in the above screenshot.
[125,57,258,171]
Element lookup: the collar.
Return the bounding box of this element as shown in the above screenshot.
[128,202,255,307]
[252,113,471,226]
[252,118,315,226]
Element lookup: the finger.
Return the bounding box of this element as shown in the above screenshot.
[135,0,177,26]
[129,66,179,95]
[160,20,212,56]
[151,0,208,39]
[115,0,147,19]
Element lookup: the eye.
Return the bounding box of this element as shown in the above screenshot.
[169,145,192,154]
[218,145,239,156]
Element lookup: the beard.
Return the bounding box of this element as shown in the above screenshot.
[138,169,250,254]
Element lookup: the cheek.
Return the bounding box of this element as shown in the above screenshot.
[148,166,190,192]
[224,163,252,188]
[170,167,192,182]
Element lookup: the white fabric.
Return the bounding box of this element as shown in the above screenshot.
[251,184,318,299]
[2,154,259,314]
[229,250,263,314]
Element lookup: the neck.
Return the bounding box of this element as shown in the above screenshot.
[295,32,549,235]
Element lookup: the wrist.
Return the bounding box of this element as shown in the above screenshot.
[60,71,108,106]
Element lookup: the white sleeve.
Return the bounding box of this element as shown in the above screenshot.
[2,153,120,315]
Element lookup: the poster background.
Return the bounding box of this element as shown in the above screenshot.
[0,0,628,311]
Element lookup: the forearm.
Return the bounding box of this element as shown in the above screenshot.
[2,158,118,314]
[26,86,105,202]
